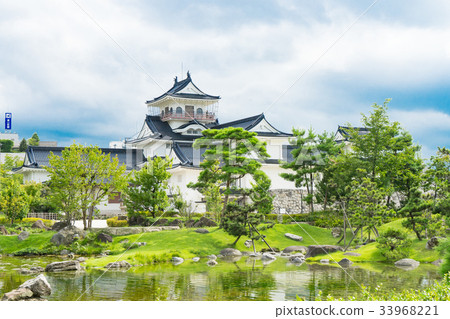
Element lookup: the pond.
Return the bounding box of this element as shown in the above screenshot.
[0,256,442,301]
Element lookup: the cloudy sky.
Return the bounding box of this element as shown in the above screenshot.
[0,0,449,158]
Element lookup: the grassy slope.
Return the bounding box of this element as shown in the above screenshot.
[0,231,55,254]
[86,224,334,267]
[308,218,443,263]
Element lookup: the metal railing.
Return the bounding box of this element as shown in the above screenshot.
[161,112,215,122]
[27,212,59,220]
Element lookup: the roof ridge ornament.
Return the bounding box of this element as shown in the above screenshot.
[174,76,178,84]
[186,70,191,79]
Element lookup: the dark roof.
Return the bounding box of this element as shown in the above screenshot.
[174,120,208,130]
[21,146,146,170]
[146,72,220,104]
[145,115,198,141]
[211,113,292,136]
[336,125,370,142]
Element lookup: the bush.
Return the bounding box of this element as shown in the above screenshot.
[376,228,412,261]
[107,216,128,227]
[22,217,55,227]
[0,216,7,225]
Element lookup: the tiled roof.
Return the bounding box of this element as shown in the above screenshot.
[146,72,220,104]
[22,146,146,170]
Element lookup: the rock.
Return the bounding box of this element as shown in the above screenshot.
[431,259,443,266]
[18,231,30,241]
[172,257,184,265]
[261,253,276,261]
[19,274,51,297]
[195,228,209,234]
[219,248,242,257]
[60,249,70,256]
[120,239,129,244]
[137,242,147,247]
[320,259,329,264]
[394,258,420,270]
[248,253,259,257]
[289,254,305,264]
[261,248,280,253]
[343,252,361,257]
[0,225,9,235]
[51,221,70,232]
[207,255,217,260]
[77,257,86,263]
[50,226,86,246]
[244,240,253,248]
[105,261,131,269]
[305,245,344,258]
[97,233,113,243]
[282,246,307,254]
[285,233,303,242]
[192,257,200,262]
[185,220,195,228]
[426,237,440,250]
[331,227,343,238]
[169,219,182,226]
[31,220,48,230]
[2,287,34,301]
[45,260,82,272]
[338,258,353,267]
[153,218,168,226]
[193,217,217,228]
[206,260,218,266]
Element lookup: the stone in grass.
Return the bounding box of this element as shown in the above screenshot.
[220,248,242,257]
[105,260,132,269]
[282,246,307,254]
[31,220,48,230]
[207,254,217,260]
[284,233,303,242]
[320,259,329,264]
[343,252,361,257]
[192,257,200,262]
[337,258,353,267]
[97,233,113,243]
[195,228,209,234]
[305,245,343,258]
[289,254,305,264]
[18,231,30,241]
[261,253,276,261]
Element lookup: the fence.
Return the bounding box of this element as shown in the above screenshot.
[27,212,59,220]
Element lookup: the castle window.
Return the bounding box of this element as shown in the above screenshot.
[176,107,183,114]
[196,108,203,115]
[187,129,194,134]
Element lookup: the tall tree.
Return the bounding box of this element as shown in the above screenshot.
[46,144,127,229]
[28,133,40,146]
[0,178,30,224]
[19,138,28,152]
[280,128,341,212]
[193,127,272,244]
[124,157,172,221]
[0,139,13,153]
[399,188,432,240]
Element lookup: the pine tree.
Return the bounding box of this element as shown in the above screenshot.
[19,138,28,152]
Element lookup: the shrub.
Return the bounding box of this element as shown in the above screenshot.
[107,216,128,227]
[0,216,7,225]
[376,228,412,261]
[22,217,55,227]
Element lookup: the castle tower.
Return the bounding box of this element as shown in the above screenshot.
[146,72,220,129]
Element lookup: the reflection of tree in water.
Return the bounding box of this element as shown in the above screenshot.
[304,264,442,300]
[205,265,276,300]
[121,272,170,301]
[0,272,28,295]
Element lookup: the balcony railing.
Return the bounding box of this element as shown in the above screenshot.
[161,112,216,122]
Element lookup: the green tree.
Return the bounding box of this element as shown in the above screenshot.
[124,157,172,221]
[280,128,341,212]
[376,228,412,261]
[188,160,223,222]
[347,176,394,241]
[46,144,127,228]
[0,178,30,224]
[398,188,431,240]
[19,138,28,152]
[193,127,272,244]
[0,139,13,153]
[28,133,40,146]
[426,147,450,213]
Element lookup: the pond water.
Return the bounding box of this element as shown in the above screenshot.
[0,256,442,301]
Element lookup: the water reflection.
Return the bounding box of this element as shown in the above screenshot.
[0,256,442,301]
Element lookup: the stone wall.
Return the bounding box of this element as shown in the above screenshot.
[269,189,321,214]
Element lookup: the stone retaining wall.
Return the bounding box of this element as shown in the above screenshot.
[269,189,321,214]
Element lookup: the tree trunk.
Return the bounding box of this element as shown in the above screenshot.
[232,235,241,246]
[88,206,95,229]
[82,210,87,230]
